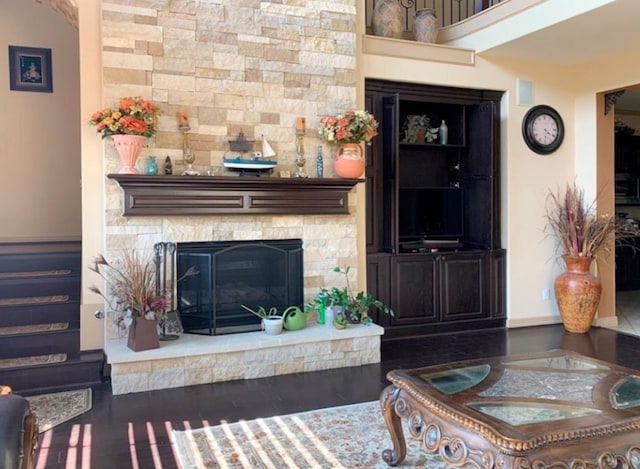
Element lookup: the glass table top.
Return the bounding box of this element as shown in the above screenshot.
[416,353,640,426]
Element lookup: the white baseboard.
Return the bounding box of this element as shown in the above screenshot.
[507,316,563,328]
[594,315,619,328]
[508,315,619,329]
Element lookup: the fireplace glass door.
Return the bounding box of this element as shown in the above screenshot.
[177,239,303,335]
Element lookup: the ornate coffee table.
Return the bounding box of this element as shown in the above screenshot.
[381,350,640,468]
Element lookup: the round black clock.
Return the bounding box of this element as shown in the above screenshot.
[522,105,564,154]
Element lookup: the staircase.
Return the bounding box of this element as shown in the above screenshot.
[0,241,105,394]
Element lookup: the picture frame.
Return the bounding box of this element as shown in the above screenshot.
[8,45,53,93]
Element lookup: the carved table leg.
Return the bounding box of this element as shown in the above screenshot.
[380,385,406,466]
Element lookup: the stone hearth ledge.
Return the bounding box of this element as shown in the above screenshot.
[106,323,384,395]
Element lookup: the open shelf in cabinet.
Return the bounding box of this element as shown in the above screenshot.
[399,100,466,146]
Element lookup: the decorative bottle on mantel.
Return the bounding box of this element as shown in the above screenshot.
[146,155,158,175]
[316,145,324,178]
[438,120,448,145]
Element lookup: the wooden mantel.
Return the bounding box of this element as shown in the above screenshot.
[107,174,362,216]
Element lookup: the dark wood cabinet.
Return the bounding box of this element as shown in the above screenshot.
[389,251,487,324]
[365,79,506,338]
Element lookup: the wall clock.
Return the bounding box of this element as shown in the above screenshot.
[522,105,564,154]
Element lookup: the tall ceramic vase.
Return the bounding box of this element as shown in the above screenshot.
[371,0,403,39]
[334,143,365,179]
[127,317,160,351]
[111,134,147,174]
[413,8,438,43]
[554,256,602,333]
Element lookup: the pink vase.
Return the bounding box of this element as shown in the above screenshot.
[334,143,365,179]
[111,134,147,174]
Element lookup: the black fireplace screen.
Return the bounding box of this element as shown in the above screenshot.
[177,239,303,335]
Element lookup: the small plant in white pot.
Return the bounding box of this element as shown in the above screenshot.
[241,305,283,335]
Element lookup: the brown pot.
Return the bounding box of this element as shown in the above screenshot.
[127,317,160,351]
[554,256,602,333]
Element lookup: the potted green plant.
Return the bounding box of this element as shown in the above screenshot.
[241,305,284,334]
[402,114,439,143]
[307,266,394,327]
[545,182,635,333]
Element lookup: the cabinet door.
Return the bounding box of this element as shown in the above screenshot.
[461,102,499,249]
[439,252,487,321]
[367,253,391,325]
[390,255,439,325]
[382,94,400,253]
[366,91,385,253]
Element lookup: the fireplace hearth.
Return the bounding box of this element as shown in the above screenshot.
[177,239,303,335]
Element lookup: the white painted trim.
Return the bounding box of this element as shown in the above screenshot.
[595,315,619,328]
[507,316,562,328]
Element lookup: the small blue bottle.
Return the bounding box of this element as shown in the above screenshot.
[147,155,158,175]
[316,145,324,178]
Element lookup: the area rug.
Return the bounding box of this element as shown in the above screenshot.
[172,401,462,468]
[26,388,92,433]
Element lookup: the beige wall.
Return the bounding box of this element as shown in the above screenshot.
[0,0,81,242]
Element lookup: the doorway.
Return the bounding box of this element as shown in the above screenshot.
[614,88,640,336]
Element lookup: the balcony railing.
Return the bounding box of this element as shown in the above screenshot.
[365,0,503,35]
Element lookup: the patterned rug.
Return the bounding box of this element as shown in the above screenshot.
[26,388,92,433]
[0,353,67,370]
[172,401,462,468]
[0,322,69,336]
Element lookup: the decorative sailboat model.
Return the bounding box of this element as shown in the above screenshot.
[223,132,277,175]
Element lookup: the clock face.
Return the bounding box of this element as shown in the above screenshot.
[522,105,564,154]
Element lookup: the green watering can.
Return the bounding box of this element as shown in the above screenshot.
[283,306,307,331]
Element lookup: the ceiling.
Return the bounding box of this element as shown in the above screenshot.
[458,0,640,65]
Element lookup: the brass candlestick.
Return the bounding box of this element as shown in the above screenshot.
[180,124,199,176]
[294,129,308,178]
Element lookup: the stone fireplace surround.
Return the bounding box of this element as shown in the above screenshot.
[104,176,380,395]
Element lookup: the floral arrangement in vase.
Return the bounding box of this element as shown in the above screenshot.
[89,251,167,336]
[545,182,628,259]
[545,182,637,333]
[318,110,379,146]
[89,97,159,139]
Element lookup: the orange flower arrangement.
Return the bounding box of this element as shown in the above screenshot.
[89,97,159,139]
[318,110,379,146]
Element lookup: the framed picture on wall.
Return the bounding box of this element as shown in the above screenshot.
[8,45,53,93]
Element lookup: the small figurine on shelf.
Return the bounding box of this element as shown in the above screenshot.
[164,156,173,175]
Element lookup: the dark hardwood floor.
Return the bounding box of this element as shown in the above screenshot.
[32,325,640,468]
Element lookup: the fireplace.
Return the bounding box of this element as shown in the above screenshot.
[177,239,303,335]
